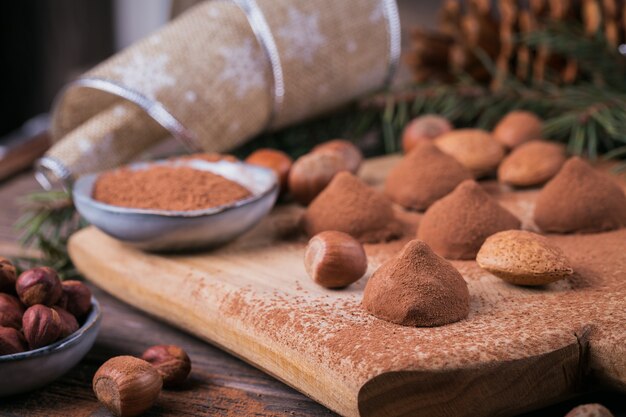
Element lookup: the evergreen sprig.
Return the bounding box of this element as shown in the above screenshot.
[12,189,85,279]
[13,21,626,273]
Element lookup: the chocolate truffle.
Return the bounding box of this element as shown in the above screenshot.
[302,172,402,243]
[417,180,521,259]
[534,157,626,233]
[384,142,472,211]
[493,110,543,149]
[435,129,505,178]
[477,230,574,286]
[498,140,566,187]
[362,240,470,327]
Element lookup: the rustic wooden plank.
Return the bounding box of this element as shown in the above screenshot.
[0,285,337,416]
[67,155,626,417]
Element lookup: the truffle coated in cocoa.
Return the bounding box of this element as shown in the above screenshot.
[417,180,521,259]
[385,142,472,211]
[302,172,402,243]
[362,240,469,327]
[534,157,626,233]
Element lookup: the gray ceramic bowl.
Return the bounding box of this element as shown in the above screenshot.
[0,297,101,397]
[73,158,279,251]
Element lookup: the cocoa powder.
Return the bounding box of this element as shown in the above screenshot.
[302,172,402,243]
[93,166,252,211]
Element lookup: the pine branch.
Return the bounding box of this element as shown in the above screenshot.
[522,22,626,89]
[12,189,85,280]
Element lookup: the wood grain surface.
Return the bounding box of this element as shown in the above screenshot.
[67,155,626,417]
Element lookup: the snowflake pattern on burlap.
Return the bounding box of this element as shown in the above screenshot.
[276,7,325,64]
[75,132,116,173]
[369,0,385,23]
[217,39,266,99]
[112,52,176,100]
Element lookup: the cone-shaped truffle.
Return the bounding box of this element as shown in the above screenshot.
[384,142,472,211]
[417,180,521,259]
[362,240,470,327]
[534,157,626,233]
[303,172,402,243]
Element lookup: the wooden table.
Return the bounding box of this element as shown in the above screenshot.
[1,170,624,417]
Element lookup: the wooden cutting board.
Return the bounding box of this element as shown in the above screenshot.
[68,155,626,417]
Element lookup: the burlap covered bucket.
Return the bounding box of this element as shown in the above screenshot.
[36,0,400,187]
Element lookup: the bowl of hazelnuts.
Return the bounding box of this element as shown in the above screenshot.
[0,257,101,397]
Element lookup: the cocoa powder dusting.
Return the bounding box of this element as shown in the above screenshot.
[216,226,626,388]
[302,172,402,243]
[93,166,252,211]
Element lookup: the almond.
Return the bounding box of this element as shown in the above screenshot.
[477,230,574,286]
[435,129,505,178]
[498,140,566,187]
[493,110,543,149]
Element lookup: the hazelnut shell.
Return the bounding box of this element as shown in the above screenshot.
[288,152,348,205]
[16,267,63,307]
[245,149,293,194]
[22,304,63,349]
[304,231,367,288]
[0,257,17,293]
[53,306,80,338]
[60,280,92,318]
[93,356,162,417]
[401,115,453,154]
[0,326,27,355]
[0,293,25,330]
[312,139,363,174]
[141,345,192,387]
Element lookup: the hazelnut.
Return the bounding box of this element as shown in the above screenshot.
[245,149,293,193]
[0,326,27,355]
[22,304,62,349]
[0,293,25,330]
[16,267,63,306]
[304,231,368,288]
[493,110,543,149]
[401,115,453,153]
[312,139,363,174]
[53,306,79,338]
[93,356,162,417]
[0,257,17,293]
[60,280,92,318]
[288,152,348,205]
[565,403,614,417]
[141,345,191,387]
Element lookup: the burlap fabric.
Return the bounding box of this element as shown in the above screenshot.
[39,0,399,184]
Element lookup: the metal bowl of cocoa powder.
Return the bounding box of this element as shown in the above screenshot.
[73,158,279,251]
